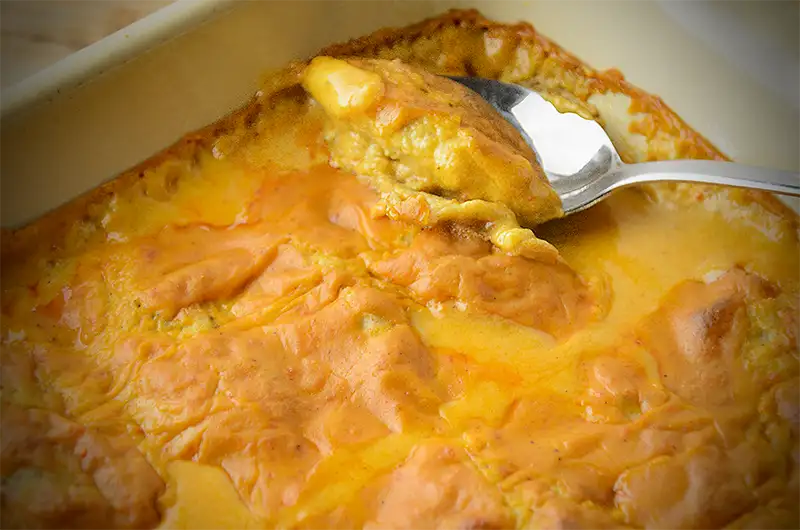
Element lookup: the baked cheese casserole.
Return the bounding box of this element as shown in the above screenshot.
[1,10,798,529]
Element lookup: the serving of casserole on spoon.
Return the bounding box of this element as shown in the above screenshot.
[448,76,800,214]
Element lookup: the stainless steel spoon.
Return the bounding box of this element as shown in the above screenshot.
[449,77,800,215]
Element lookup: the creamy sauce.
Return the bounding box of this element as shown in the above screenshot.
[1,22,799,530]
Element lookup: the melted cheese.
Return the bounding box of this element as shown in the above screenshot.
[1,18,799,530]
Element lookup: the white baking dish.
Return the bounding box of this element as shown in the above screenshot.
[2,0,797,228]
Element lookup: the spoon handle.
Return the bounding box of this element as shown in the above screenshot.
[618,160,800,196]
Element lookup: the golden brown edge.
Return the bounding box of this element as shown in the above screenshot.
[3,8,796,258]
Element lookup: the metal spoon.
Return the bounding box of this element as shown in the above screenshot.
[449,77,800,215]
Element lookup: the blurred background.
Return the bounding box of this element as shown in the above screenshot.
[1,0,173,88]
[656,0,798,111]
[2,0,797,108]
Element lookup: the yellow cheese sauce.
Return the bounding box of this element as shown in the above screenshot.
[2,13,799,530]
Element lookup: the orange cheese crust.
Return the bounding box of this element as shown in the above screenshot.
[2,9,798,530]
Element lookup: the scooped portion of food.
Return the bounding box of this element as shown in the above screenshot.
[302,56,563,262]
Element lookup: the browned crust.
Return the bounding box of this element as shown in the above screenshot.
[3,8,795,258]
[317,9,723,157]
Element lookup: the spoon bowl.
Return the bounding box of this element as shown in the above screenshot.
[449,76,800,215]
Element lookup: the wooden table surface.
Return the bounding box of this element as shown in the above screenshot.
[1,0,174,88]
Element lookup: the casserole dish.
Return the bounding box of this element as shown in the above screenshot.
[1,2,797,529]
[1,0,798,227]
